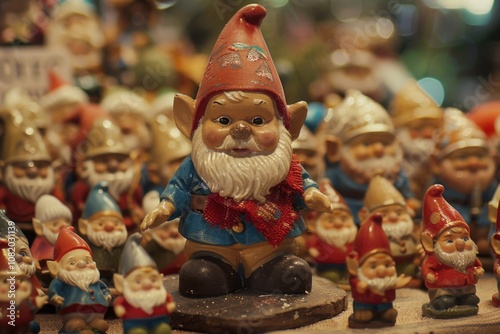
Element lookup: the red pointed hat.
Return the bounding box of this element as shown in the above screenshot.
[53,226,92,262]
[191,4,288,134]
[48,69,67,91]
[422,184,469,240]
[354,212,391,264]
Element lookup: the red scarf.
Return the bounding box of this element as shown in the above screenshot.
[203,156,304,246]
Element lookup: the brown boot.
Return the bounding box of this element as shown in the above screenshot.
[354,309,374,323]
[380,308,398,322]
[64,318,87,333]
[89,318,109,333]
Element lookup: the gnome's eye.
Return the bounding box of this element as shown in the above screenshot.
[215,116,231,125]
[19,251,27,257]
[252,117,264,125]
[463,237,469,242]
[446,239,453,244]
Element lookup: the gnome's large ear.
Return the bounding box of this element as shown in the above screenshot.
[113,273,125,294]
[346,251,359,276]
[78,219,89,236]
[32,218,43,236]
[47,260,59,278]
[421,232,434,253]
[288,101,308,140]
[173,94,196,139]
[325,135,342,163]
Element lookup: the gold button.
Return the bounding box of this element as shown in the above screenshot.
[232,222,245,233]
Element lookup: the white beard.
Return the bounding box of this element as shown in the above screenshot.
[316,222,357,248]
[81,160,135,199]
[192,122,293,202]
[357,267,398,295]
[434,242,478,273]
[122,280,167,315]
[18,261,36,277]
[4,166,55,203]
[382,218,414,241]
[58,267,100,292]
[86,228,128,253]
[397,128,434,177]
[340,144,403,183]
[42,225,60,245]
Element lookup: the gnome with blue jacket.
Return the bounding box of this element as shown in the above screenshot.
[114,233,175,334]
[78,181,128,285]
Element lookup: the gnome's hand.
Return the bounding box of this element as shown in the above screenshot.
[114,304,126,318]
[304,188,334,213]
[395,274,412,289]
[425,273,437,284]
[475,267,485,278]
[309,247,320,259]
[357,280,368,294]
[140,200,175,231]
[495,266,500,278]
[50,295,64,307]
[35,295,49,309]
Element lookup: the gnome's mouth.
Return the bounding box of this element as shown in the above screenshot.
[229,148,254,156]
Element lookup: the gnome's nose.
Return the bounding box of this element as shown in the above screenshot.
[230,122,252,140]
[76,261,87,269]
[104,222,115,232]
[142,281,153,291]
[22,256,33,264]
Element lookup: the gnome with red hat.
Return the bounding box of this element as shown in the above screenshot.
[420,184,484,318]
[307,179,357,290]
[346,213,410,328]
[141,4,334,297]
[47,226,111,334]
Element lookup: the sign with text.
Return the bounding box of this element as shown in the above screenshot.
[0,46,73,103]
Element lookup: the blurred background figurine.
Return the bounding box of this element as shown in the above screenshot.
[47,226,111,334]
[0,240,47,334]
[31,195,72,288]
[390,80,444,200]
[0,0,47,46]
[420,184,484,319]
[72,118,143,231]
[307,179,357,290]
[141,219,186,276]
[324,89,419,225]
[78,181,128,285]
[491,197,500,307]
[429,108,497,258]
[346,213,411,329]
[113,233,176,334]
[358,175,423,288]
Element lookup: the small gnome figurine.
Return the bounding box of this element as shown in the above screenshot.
[346,212,411,328]
[358,175,423,287]
[47,226,111,334]
[307,179,357,290]
[0,240,48,334]
[79,181,128,285]
[292,125,325,183]
[72,118,143,231]
[113,233,176,334]
[420,184,484,319]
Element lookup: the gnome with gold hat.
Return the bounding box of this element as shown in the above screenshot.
[358,175,423,286]
[420,184,484,318]
[429,108,497,257]
[0,110,63,242]
[390,80,443,199]
[346,212,411,328]
[72,118,143,231]
[324,89,419,226]
[47,226,111,334]
[307,179,357,290]
[141,4,335,297]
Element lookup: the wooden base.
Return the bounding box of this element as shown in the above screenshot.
[164,275,347,333]
[422,303,479,319]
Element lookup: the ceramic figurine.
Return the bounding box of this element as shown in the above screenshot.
[0,240,48,334]
[113,233,176,334]
[141,219,186,275]
[292,125,325,183]
[141,4,334,297]
[429,108,497,257]
[71,118,143,231]
[0,0,46,45]
[306,179,357,290]
[390,80,444,199]
[142,113,192,213]
[0,110,62,243]
[420,184,484,318]
[100,88,152,162]
[358,175,423,287]
[324,89,420,225]
[47,226,111,334]
[78,181,128,285]
[491,196,500,307]
[346,212,411,328]
[45,0,105,99]
[31,195,72,288]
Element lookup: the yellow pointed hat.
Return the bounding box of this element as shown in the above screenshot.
[363,175,406,212]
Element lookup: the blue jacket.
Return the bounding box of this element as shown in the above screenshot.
[49,278,110,314]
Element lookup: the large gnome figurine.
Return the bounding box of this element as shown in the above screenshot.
[346,213,410,328]
[141,4,334,297]
[420,184,484,319]
[113,233,176,334]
